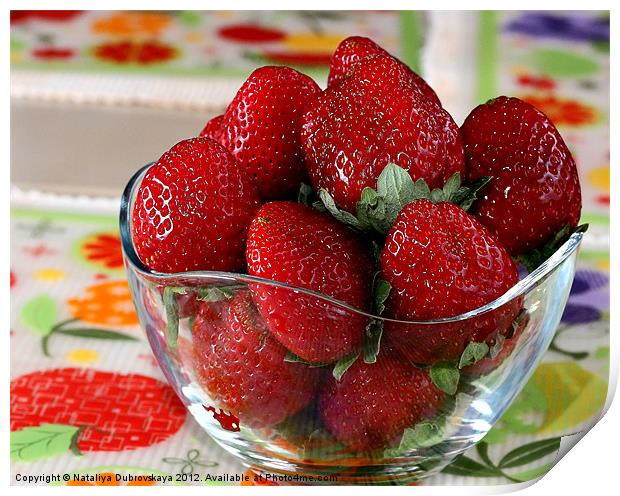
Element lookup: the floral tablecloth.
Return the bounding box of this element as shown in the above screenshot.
[10,10,423,110]
[10,10,609,487]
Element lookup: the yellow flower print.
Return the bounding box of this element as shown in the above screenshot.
[36,268,66,282]
[66,348,100,365]
[587,165,610,193]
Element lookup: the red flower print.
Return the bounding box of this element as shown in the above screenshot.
[218,24,286,43]
[517,73,557,90]
[93,40,177,65]
[80,232,124,271]
[33,47,75,60]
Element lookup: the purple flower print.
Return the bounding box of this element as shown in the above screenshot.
[561,304,601,325]
[505,13,609,42]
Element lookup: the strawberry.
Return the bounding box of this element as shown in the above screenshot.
[327,36,440,105]
[381,200,520,365]
[10,368,186,454]
[200,66,321,200]
[461,96,582,255]
[319,349,445,452]
[245,201,374,363]
[461,310,528,378]
[200,114,224,142]
[132,137,260,273]
[302,55,464,214]
[192,291,320,427]
[328,36,387,86]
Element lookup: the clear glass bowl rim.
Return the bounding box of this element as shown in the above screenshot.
[120,163,584,325]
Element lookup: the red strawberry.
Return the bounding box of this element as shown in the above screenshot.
[462,310,529,377]
[132,137,260,273]
[10,368,186,453]
[193,291,320,427]
[461,96,582,255]
[200,66,321,200]
[327,37,440,105]
[200,114,224,142]
[381,200,520,364]
[302,55,464,214]
[328,36,385,86]
[245,201,374,363]
[319,349,445,452]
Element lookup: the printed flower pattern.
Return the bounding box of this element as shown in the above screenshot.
[92,12,172,37]
[10,11,410,75]
[520,95,599,127]
[505,12,609,42]
[77,232,124,272]
[67,280,138,326]
[93,40,178,65]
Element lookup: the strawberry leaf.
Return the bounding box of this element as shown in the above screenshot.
[356,188,383,231]
[373,279,391,316]
[515,224,589,273]
[284,351,330,368]
[488,333,506,359]
[385,421,445,458]
[312,200,327,213]
[316,165,492,236]
[430,362,460,395]
[370,240,382,265]
[318,189,364,231]
[374,163,418,226]
[197,286,237,302]
[163,286,186,348]
[458,341,490,369]
[11,424,81,462]
[450,175,492,211]
[333,351,360,381]
[363,319,383,364]
[298,182,314,206]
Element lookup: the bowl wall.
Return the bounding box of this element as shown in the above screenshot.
[120,166,582,484]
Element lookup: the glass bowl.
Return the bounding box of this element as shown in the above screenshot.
[120,164,583,485]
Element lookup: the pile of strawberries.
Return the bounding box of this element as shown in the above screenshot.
[131,36,582,454]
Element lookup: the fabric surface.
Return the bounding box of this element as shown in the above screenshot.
[10,10,609,487]
[10,10,424,110]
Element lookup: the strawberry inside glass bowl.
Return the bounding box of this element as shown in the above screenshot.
[120,164,583,485]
